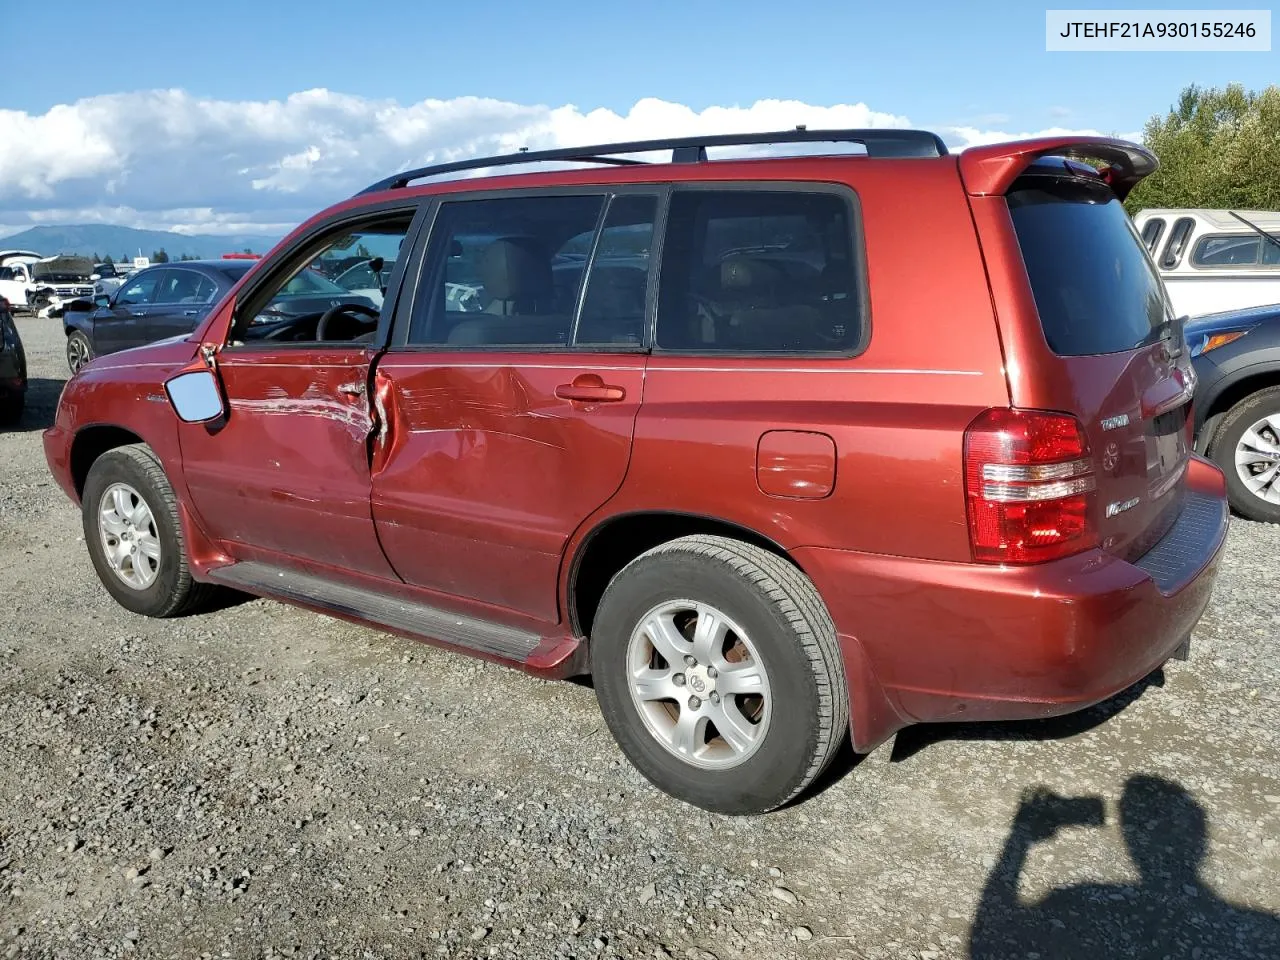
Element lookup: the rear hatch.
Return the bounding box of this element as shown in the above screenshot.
[1005,167,1193,560]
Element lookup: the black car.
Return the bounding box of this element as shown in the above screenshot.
[63,259,380,373]
[0,296,27,425]
[1187,303,1280,523]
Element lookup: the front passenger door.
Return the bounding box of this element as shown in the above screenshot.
[94,269,165,355]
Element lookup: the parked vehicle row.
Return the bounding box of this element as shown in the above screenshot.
[43,129,1229,814]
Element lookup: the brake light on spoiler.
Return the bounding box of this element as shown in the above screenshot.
[958,136,1158,200]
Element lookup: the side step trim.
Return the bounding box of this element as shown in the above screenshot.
[208,561,544,662]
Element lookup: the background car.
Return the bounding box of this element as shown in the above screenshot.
[0,297,27,425]
[1187,302,1280,522]
[63,259,379,372]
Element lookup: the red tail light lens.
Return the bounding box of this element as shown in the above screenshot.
[964,408,1098,563]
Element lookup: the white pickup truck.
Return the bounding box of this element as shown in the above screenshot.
[0,254,99,314]
[1132,208,1280,317]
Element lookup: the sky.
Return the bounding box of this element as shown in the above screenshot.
[1,0,1276,238]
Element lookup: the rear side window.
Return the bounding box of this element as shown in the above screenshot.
[1160,216,1195,268]
[1139,217,1165,254]
[1009,178,1171,357]
[656,189,863,353]
[410,195,605,347]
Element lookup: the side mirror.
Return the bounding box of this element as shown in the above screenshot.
[95,295,112,308]
[164,369,225,424]
[90,273,101,281]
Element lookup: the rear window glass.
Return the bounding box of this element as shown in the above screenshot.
[1008,179,1171,356]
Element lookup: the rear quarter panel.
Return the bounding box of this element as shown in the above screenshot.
[586,157,1010,565]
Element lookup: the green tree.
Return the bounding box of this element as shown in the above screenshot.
[1128,83,1280,213]
[152,248,170,263]
[92,252,101,262]
[243,247,254,255]
[102,254,114,265]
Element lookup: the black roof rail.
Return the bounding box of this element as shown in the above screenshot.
[356,128,948,195]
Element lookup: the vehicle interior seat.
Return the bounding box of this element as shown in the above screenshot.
[446,237,569,345]
[716,255,824,351]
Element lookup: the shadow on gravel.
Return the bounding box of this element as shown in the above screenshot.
[968,775,1280,959]
[3,377,66,432]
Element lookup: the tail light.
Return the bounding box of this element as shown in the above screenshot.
[964,408,1098,563]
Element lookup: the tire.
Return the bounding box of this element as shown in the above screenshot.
[592,535,849,814]
[0,391,22,427]
[66,330,94,374]
[81,443,216,617]
[1210,385,1280,524]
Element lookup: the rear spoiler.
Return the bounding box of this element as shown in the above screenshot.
[958,136,1158,201]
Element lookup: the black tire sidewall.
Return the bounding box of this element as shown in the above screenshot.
[81,450,186,616]
[1213,389,1280,523]
[593,551,822,814]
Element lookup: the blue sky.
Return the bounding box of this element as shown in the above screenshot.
[1,0,1276,235]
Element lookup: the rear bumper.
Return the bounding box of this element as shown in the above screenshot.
[796,455,1229,750]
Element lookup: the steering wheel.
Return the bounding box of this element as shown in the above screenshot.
[316,302,380,342]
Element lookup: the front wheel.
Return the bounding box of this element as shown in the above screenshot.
[66,330,94,373]
[81,444,215,617]
[1211,385,1280,524]
[592,535,849,814]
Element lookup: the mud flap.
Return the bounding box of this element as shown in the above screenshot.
[1171,634,1192,661]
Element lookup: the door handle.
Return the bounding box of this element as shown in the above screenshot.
[183,309,200,316]
[555,374,626,403]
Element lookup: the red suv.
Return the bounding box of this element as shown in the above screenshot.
[44,129,1229,814]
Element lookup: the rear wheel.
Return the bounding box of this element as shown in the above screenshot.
[81,444,216,617]
[66,331,94,373]
[592,535,849,814]
[1211,385,1280,524]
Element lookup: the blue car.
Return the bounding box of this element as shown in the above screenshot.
[63,259,379,373]
[1187,303,1280,522]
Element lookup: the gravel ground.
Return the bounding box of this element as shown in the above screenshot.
[1,315,1277,960]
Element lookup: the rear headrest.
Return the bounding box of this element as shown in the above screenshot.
[481,237,551,302]
[720,256,785,293]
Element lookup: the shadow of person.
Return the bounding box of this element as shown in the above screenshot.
[970,775,1280,959]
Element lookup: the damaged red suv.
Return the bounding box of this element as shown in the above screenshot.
[44,129,1229,813]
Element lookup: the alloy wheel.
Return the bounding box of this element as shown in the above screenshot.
[97,482,162,590]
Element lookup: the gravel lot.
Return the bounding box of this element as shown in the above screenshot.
[1,315,1277,960]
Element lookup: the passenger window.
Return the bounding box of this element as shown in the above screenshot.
[410,195,604,347]
[153,270,204,304]
[1160,217,1195,269]
[1139,217,1165,254]
[229,215,412,345]
[574,195,657,347]
[116,272,162,306]
[655,190,863,353]
[1193,236,1261,267]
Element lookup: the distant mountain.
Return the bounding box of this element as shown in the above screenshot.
[0,224,284,261]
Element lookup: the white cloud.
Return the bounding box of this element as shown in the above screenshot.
[0,89,1128,236]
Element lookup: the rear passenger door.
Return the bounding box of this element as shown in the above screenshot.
[369,189,659,622]
[146,267,219,343]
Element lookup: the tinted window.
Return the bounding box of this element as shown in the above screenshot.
[116,271,162,306]
[655,190,862,353]
[410,195,605,346]
[0,267,12,282]
[574,195,657,347]
[1009,179,1170,356]
[1139,217,1165,253]
[1160,216,1195,268]
[153,269,208,304]
[1193,234,1280,267]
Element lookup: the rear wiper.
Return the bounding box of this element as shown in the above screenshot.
[1228,211,1280,256]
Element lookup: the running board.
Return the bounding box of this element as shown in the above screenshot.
[207,561,549,663]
